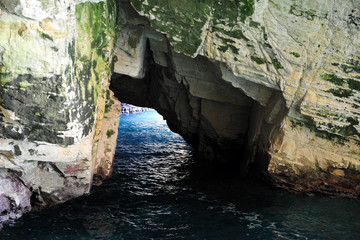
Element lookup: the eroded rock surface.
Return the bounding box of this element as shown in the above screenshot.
[112,0,360,196]
[0,170,31,229]
[0,0,121,224]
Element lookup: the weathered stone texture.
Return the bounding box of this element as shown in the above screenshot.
[112,0,360,196]
[0,0,121,225]
[0,170,31,229]
[0,0,105,21]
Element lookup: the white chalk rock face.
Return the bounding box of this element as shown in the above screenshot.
[113,25,147,79]
[0,0,105,20]
[0,0,121,225]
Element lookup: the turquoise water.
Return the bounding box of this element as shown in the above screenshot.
[1,110,359,240]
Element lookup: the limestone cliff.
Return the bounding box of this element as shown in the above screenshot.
[112,0,360,196]
[0,0,121,226]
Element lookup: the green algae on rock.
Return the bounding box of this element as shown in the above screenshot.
[0,0,121,226]
[131,0,255,56]
[123,0,360,197]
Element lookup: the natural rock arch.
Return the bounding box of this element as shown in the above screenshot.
[0,0,360,227]
[110,44,288,178]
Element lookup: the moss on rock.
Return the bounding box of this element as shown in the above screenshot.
[131,0,255,56]
[74,0,120,137]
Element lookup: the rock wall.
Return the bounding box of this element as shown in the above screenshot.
[0,0,121,226]
[112,0,360,196]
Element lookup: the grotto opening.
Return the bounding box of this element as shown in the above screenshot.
[0,0,360,226]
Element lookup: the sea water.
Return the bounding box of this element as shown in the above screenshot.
[1,110,359,240]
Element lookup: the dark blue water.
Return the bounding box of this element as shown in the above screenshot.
[1,110,360,240]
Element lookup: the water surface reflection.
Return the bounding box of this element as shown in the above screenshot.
[0,110,359,240]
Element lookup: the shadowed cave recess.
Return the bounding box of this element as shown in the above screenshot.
[108,1,289,182]
[110,47,287,179]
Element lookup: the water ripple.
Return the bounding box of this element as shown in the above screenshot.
[0,110,359,240]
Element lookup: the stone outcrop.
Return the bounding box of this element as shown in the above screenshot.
[0,171,31,229]
[1,0,360,228]
[0,0,121,225]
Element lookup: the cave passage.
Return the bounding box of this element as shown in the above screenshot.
[110,52,288,180]
[109,20,290,179]
[1,109,359,239]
